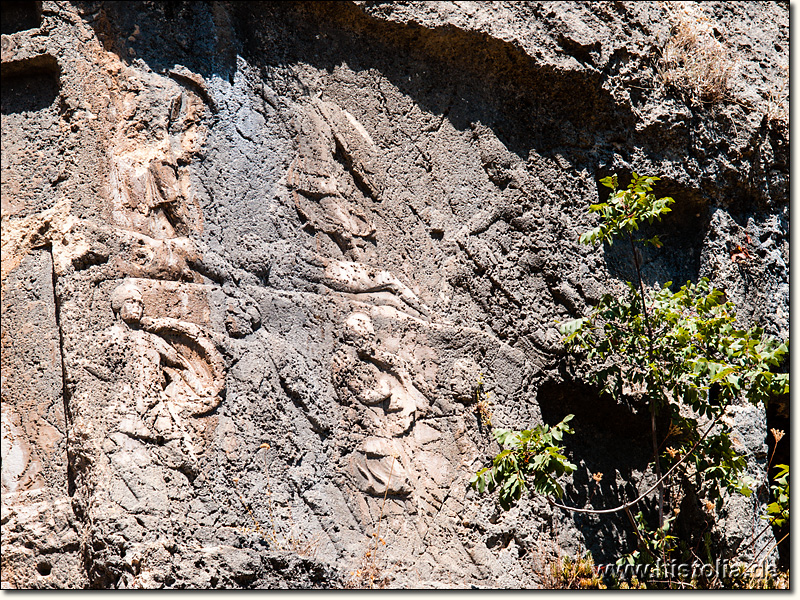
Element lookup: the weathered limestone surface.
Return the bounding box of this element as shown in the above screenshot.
[1,1,788,588]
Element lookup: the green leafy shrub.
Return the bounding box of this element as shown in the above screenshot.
[616,511,676,568]
[471,172,789,583]
[470,416,576,509]
[764,464,789,528]
[564,275,788,503]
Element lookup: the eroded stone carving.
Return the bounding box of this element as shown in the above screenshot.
[104,64,207,242]
[1,199,203,286]
[313,98,387,201]
[329,304,525,519]
[333,311,430,440]
[108,155,198,240]
[349,437,412,496]
[286,99,385,255]
[100,280,225,453]
[0,200,89,281]
[333,311,434,497]
[2,0,788,586]
[304,252,431,317]
[1,405,41,494]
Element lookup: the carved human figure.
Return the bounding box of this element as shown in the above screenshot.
[333,312,429,437]
[106,65,208,243]
[332,311,432,496]
[286,100,384,257]
[66,278,227,587]
[102,280,225,456]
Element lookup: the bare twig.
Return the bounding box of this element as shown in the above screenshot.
[373,456,395,559]
[548,409,724,516]
[743,531,789,575]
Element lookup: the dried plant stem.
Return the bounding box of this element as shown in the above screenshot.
[548,409,724,516]
[373,457,395,562]
[347,456,396,589]
[232,477,262,534]
[744,531,790,576]
[262,446,280,547]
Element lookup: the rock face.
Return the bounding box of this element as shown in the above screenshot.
[1,0,788,589]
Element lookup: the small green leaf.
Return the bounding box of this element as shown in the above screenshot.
[599,175,618,190]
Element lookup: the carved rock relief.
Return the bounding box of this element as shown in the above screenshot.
[1,200,203,292]
[101,50,208,238]
[2,9,535,583]
[333,311,431,439]
[323,299,532,583]
[1,41,210,281]
[332,308,487,506]
[296,251,431,318]
[351,437,412,497]
[2,66,207,277]
[87,280,226,459]
[287,99,387,258]
[62,272,226,587]
[0,32,231,586]
[1,404,42,494]
[283,100,498,519]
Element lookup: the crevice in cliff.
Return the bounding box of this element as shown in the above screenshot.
[594,171,711,289]
[48,246,76,498]
[537,375,657,563]
[1,59,60,115]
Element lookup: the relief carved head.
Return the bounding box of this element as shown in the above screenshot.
[110,280,145,325]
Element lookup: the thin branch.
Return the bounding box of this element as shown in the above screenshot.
[628,233,655,347]
[740,520,781,554]
[743,531,789,575]
[547,409,724,516]
[623,504,659,564]
[373,456,395,558]
[628,231,664,538]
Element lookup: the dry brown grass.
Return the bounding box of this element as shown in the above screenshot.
[233,443,320,558]
[658,3,734,104]
[474,376,494,428]
[724,568,789,590]
[658,2,788,124]
[344,457,397,589]
[343,545,393,590]
[763,64,788,124]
